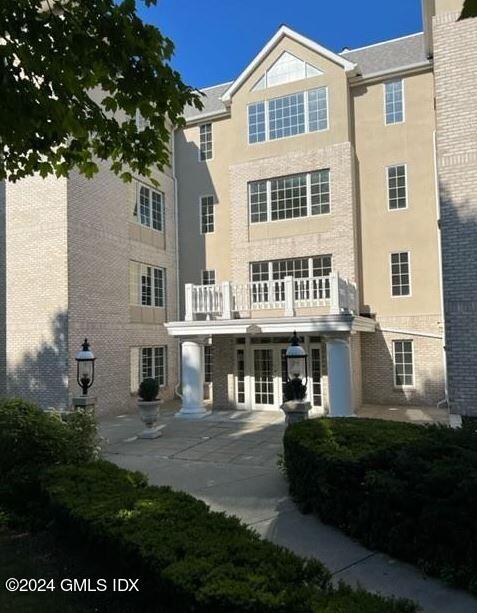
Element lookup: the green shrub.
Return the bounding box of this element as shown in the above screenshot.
[0,398,97,523]
[283,418,477,594]
[42,460,416,613]
[138,378,159,401]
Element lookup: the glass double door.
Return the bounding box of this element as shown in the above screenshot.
[236,340,322,411]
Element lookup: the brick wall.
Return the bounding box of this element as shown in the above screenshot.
[0,182,6,396]
[361,315,445,406]
[433,10,477,415]
[229,142,358,286]
[211,336,235,410]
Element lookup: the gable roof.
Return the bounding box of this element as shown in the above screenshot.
[221,25,358,103]
[341,33,428,78]
[182,32,430,123]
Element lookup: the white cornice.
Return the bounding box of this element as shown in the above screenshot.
[165,315,375,337]
[221,25,357,103]
[349,60,432,86]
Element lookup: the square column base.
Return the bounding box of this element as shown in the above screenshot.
[175,407,212,419]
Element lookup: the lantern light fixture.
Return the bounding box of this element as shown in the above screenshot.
[75,338,96,396]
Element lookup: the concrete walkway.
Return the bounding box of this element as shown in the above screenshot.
[100,406,475,613]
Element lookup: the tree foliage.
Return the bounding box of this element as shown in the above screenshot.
[0,0,202,183]
[460,0,477,19]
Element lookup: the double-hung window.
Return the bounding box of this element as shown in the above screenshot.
[199,123,213,161]
[200,196,215,233]
[387,165,407,210]
[385,79,404,124]
[390,252,411,296]
[135,184,164,231]
[249,169,330,223]
[393,340,414,387]
[248,87,328,144]
[130,261,166,307]
[141,346,167,387]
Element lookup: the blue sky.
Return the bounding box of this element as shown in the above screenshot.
[137,0,423,89]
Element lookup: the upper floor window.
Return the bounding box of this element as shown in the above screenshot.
[129,261,165,307]
[252,51,323,91]
[390,251,411,296]
[134,184,164,231]
[199,123,213,161]
[249,169,330,224]
[200,195,215,233]
[387,164,407,210]
[201,270,216,285]
[385,79,404,125]
[248,87,328,144]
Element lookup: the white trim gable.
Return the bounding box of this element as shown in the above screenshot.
[221,25,357,103]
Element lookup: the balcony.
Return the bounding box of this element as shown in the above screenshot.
[184,272,358,321]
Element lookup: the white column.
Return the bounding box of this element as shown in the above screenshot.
[326,336,354,417]
[176,340,211,419]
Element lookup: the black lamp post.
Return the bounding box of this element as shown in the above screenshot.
[75,338,96,396]
[285,331,308,400]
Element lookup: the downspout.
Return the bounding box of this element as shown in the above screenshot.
[171,129,183,400]
[433,130,449,413]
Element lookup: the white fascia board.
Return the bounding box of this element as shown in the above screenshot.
[221,25,357,103]
[349,60,432,86]
[165,314,375,337]
[184,109,230,126]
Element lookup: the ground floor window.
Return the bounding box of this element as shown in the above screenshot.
[254,349,274,405]
[311,347,322,407]
[393,340,414,387]
[204,345,213,383]
[130,346,167,392]
[236,348,245,404]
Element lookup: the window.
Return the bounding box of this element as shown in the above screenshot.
[199,123,213,161]
[202,270,216,285]
[249,169,330,223]
[393,340,414,387]
[141,346,167,387]
[135,184,164,231]
[390,252,411,296]
[135,109,149,132]
[248,87,328,144]
[252,51,323,91]
[204,345,213,383]
[129,261,166,307]
[311,347,322,407]
[236,349,245,404]
[385,79,404,125]
[200,196,215,233]
[248,102,266,144]
[387,165,407,210]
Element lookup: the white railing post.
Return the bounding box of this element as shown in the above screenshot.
[221,281,232,320]
[329,272,340,314]
[185,283,195,321]
[284,276,295,317]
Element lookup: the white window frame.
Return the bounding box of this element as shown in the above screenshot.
[130,261,166,308]
[248,87,329,145]
[392,339,414,388]
[201,269,216,285]
[249,169,331,224]
[140,346,168,388]
[200,195,215,234]
[198,123,213,162]
[250,255,332,283]
[384,78,405,126]
[134,182,165,231]
[389,251,412,298]
[386,163,408,211]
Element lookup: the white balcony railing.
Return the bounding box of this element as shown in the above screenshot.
[184,272,358,321]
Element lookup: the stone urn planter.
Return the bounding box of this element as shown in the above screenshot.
[280,400,312,426]
[138,378,162,439]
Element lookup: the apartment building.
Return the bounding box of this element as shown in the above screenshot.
[0,0,475,417]
[169,0,473,418]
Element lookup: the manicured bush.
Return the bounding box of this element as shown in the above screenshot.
[138,377,159,401]
[283,418,477,594]
[42,460,416,613]
[0,398,97,522]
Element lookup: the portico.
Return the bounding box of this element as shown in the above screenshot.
[166,313,375,418]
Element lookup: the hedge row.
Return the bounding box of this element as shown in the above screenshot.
[283,418,477,594]
[42,460,417,613]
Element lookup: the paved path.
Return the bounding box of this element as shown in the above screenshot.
[100,407,476,613]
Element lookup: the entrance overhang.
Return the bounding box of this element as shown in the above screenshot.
[165,314,376,337]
